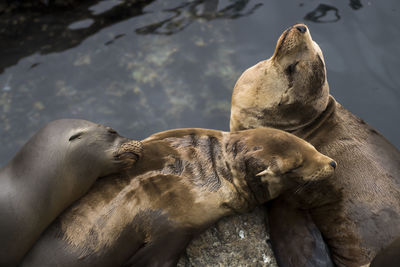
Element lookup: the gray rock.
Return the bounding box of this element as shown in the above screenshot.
[178,207,278,267]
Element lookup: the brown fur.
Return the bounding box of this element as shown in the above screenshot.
[230,24,400,266]
[371,236,400,267]
[21,127,335,267]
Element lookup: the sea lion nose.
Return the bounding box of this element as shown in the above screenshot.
[296,25,307,33]
[329,161,337,169]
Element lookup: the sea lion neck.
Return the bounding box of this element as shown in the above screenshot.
[222,134,261,210]
[243,172,270,205]
[223,134,271,207]
[290,95,336,140]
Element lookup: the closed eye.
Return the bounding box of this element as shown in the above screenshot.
[284,164,303,174]
[106,127,118,135]
[69,132,84,141]
[285,61,299,75]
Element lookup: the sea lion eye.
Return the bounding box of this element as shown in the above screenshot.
[107,128,118,134]
[286,62,299,75]
[284,164,303,174]
[69,132,84,141]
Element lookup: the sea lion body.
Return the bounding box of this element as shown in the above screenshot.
[370,236,400,267]
[21,127,336,267]
[0,119,143,266]
[230,24,400,266]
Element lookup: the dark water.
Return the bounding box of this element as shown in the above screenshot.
[0,0,399,166]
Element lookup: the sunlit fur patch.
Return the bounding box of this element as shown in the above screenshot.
[230,24,330,132]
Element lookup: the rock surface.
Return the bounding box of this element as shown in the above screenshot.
[178,207,278,267]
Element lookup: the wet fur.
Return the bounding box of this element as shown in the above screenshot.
[230,24,400,266]
[21,128,335,267]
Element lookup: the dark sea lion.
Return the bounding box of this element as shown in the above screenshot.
[21,127,336,267]
[0,119,143,266]
[370,236,400,267]
[230,24,400,266]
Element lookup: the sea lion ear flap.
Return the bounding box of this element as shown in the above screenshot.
[256,166,281,184]
[256,157,283,181]
[256,167,275,177]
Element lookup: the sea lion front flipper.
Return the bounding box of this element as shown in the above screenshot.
[267,197,334,267]
[122,228,193,267]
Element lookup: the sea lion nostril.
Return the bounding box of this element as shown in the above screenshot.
[296,26,307,33]
[329,161,337,169]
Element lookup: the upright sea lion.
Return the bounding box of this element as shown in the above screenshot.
[0,119,143,266]
[21,127,336,267]
[230,24,400,266]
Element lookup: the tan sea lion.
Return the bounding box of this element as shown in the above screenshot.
[230,24,400,266]
[0,119,143,266]
[21,127,336,267]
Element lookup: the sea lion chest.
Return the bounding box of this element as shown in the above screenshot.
[300,105,400,265]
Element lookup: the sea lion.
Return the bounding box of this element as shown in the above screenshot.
[0,119,143,266]
[21,127,336,267]
[370,236,400,267]
[230,24,400,266]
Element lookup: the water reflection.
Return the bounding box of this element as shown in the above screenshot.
[349,0,363,10]
[304,0,363,23]
[304,4,340,23]
[0,0,399,168]
[136,0,262,35]
[0,0,262,73]
[0,0,156,73]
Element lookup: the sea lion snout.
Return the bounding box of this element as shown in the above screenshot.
[296,25,307,33]
[114,140,144,166]
[272,23,312,62]
[305,155,336,181]
[330,160,337,169]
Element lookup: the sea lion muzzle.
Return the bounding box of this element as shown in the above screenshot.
[114,140,144,165]
[296,25,307,33]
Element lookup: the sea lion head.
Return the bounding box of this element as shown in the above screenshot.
[62,119,143,177]
[24,119,143,180]
[230,24,329,131]
[232,128,336,201]
[8,119,143,202]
